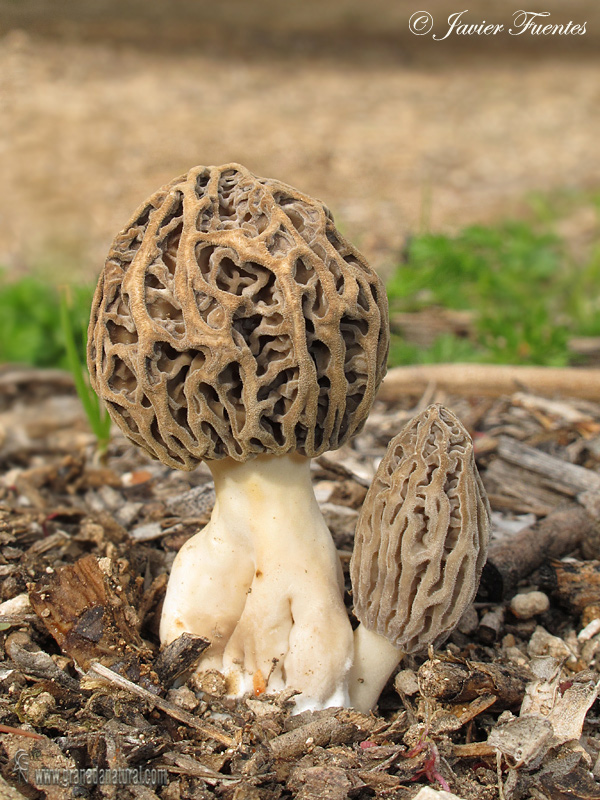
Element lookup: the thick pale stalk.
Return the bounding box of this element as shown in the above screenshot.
[348,625,403,713]
[160,454,354,711]
[159,493,255,663]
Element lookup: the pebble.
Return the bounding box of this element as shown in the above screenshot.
[166,484,216,517]
[130,521,163,542]
[412,785,466,800]
[510,591,550,619]
[166,686,199,712]
[97,484,123,511]
[22,691,56,725]
[457,604,479,635]
[0,593,32,616]
[115,501,143,528]
[394,669,419,696]
[505,646,529,666]
[528,625,574,662]
[578,617,600,642]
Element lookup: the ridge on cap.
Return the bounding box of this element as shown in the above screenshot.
[87,163,389,468]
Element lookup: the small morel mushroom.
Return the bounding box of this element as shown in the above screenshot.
[87,163,389,710]
[349,404,490,712]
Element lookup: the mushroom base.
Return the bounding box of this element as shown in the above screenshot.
[160,454,354,712]
[347,625,404,713]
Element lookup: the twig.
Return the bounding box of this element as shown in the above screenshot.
[268,715,355,760]
[0,723,44,740]
[378,364,600,402]
[479,504,594,601]
[497,436,600,494]
[88,662,234,747]
[6,639,81,692]
[0,366,74,389]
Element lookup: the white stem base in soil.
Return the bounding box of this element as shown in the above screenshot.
[160,454,354,712]
[348,625,404,713]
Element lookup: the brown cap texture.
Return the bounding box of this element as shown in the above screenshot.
[87,164,389,468]
[351,404,490,652]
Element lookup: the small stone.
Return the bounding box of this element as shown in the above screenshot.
[166,484,216,517]
[23,691,56,725]
[581,605,600,628]
[478,607,504,643]
[457,604,479,635]
[394,669,420,696]
[578,617,600,641]
[115,501,143,528]
[505,646,529,666]
[166,686,199,712]
[313,480,336,504]
[97,484,123,511]
[130,521,163,542]
[0,593,31,616]
[412,786,467,800]
[510,591,550,619]
[190,669,227,697]
[581,638,600,665]
[528,625,574,661]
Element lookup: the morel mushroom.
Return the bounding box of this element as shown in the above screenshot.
[349,404,490,712]
[87,163,389,710]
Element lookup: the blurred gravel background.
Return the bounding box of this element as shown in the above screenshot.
[1,0,599,281]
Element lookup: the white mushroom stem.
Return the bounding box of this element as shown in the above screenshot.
[161,453,354,711]
[347,625,404,713]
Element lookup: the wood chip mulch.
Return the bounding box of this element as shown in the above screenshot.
[0,365,599,800]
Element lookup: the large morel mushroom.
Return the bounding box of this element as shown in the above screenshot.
[87,163,389,710]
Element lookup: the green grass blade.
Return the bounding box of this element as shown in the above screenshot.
[59,290,111,453]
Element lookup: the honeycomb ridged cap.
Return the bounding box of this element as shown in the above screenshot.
[87,163,389,468]
[351,404,490,652]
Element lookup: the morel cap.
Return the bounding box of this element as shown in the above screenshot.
[351,404,490,653]
[87,163,389,469]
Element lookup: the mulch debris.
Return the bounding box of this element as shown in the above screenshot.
[0,365,599,800]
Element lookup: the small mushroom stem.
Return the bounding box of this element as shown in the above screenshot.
[161,453,354,711]
[348,625,403,713]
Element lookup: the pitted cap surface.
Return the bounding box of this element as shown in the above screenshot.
[351,404,490,652]
[87,163,389,468]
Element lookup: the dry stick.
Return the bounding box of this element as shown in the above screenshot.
[267,716,357,760]
[242,714,360,775]
[6,639,81,692]
[88,662,234,747]
[479,504,595,601]
[0,366,74,389]
[378,363,600,402]
[0,723,44,740]
[484,458,565,516]
[497,436,600,495]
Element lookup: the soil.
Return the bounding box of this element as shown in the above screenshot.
[1,0,599,282]
[0,365,599,799]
